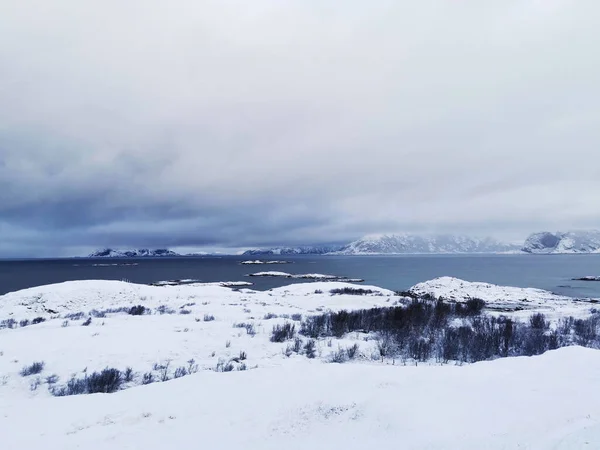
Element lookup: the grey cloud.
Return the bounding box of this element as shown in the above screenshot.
[0,1,599,256]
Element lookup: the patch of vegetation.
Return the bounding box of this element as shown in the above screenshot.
[271,322,296,342]
[330,287,375,296]
[128,305,146,316]
[20,361,45,377]
[50,367,125,396]
[300,299,600,364]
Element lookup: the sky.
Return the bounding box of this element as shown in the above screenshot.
[1,0,599,257]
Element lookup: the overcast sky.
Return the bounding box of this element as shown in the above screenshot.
[1,0,599,256]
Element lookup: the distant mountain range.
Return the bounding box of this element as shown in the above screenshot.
[521,231,600,254]
[242,246,343,256]
[332,234,520,255]
[88,230,600,257]
[89,248,180,258]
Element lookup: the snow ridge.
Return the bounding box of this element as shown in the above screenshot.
[522,230,600,254]
[335,234,520,255]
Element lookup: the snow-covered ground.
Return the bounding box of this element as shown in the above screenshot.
[1,277,600,448]
[2,347,600,449]
[410,276,597,320]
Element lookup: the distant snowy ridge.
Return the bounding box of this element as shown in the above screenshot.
[89,248,180,257]
[522,230,600,254]
[409,276,597,319]
[334,234,520,255]
[242,245,343,256]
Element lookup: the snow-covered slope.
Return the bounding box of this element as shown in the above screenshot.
[336,234,519,255]
[2,279,600,449]
[89,248,180,257]
[522,230,600,254]
[2,347,600,449]
[409,276,595,319]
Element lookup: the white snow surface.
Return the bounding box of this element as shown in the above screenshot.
[2,346,600,449]
[2,279,600,449]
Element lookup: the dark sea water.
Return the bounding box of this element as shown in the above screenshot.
[0,254,600,298]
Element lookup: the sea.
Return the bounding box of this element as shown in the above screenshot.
[0,254,600,298]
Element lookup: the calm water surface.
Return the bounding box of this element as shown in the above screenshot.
[0,254,599,298]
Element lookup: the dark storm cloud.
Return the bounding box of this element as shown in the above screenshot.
[1,0,599,256]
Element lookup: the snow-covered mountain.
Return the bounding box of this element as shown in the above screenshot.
[522,231,600,254]
[242,245,343,256]
[334,234,520,255]
[89,248,180,258]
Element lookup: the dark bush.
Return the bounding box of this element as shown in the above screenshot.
[330,287,375,296]
[330,347,347,363]
[20,361,45,377]
[203,314,215,322]
[20,319,30,327]
[0,318,17,329]
[142,372,155,385]
[50,367,124,396]
[46,374,59,385]
[271,322,296,342]
[304,339,317,358]
[124,367,134,382]
[86,368,123,393]
[529,313,549,330]
[64,312,85,321]
[82,317,92,326]
[32,317,46,325]
[128,305,146,316]
[346,343,360,359]
[174,367,188,378]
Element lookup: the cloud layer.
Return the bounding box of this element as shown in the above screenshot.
[1,0,599,256]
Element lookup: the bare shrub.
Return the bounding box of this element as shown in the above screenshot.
[128,305,146,316]
[304,339,317,358]
[20,361,45,377]
[271,322,295,342]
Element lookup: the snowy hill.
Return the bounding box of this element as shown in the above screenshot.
[335,234,520,255]
[88,248,180,257]
[242,245,343,256]
[522,230,600,254]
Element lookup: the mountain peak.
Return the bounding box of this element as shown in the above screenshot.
[522,230,600,254]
